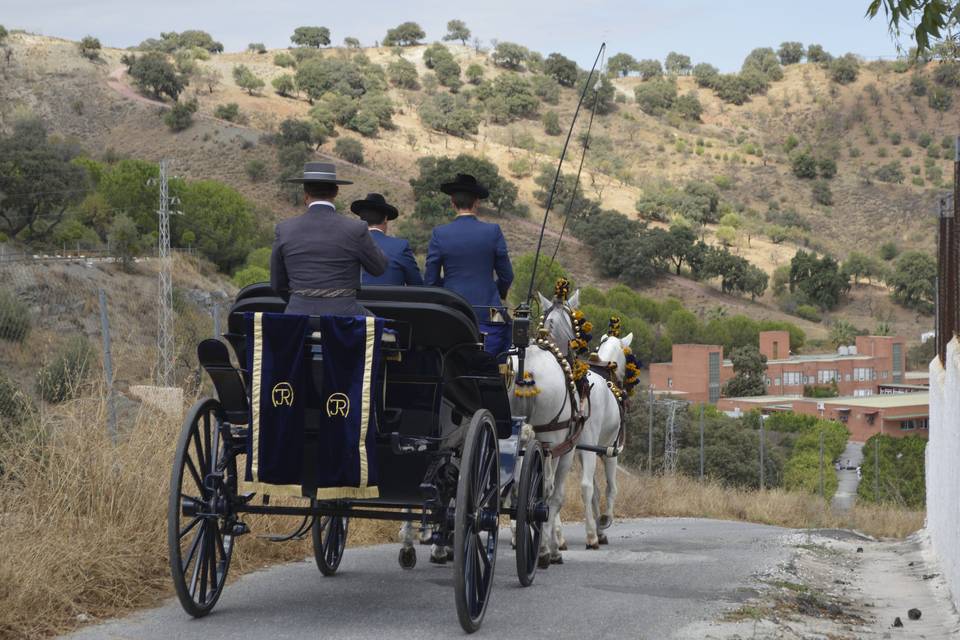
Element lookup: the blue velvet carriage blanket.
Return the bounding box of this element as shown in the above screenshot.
[243,312,383,499]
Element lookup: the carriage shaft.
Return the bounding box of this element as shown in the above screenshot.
[234,503,438,522]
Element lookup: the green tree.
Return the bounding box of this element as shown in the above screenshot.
[712,74,751,104]
[232,64,264,95]
[888,251,936,313]
[636,59,663,80]
[334,137,364,164]
[531,74,561,104]
[693,62,720,87]
[544,52,579,86]
[933,61,960,87]
[443,19,471,45]
[273,52,296,68]
[0,118,88,241]
[0,25,7,44]
[387,57,419,89]
[272,74,296,96]
[176,180,257,272]
[108,212,140,271]
[607,52,637,77]
[830,53,860,84]
[857,433,926,507]
[245,159,267,182]
[829,319,858,347]
[789,250,850,310]
[634,77,677,115]
[875,161,905,183]
[509,253,570,308]
[778,41,805,64]
[806,43,832,64]
[418,93,480,136]
[542,110,562,135]
[465,63,484,84]
[233,265,270,288]
[842,251,882,284]
[880,241,900,261]
[491,41,529,70]
[664,51,692,75]
[812,180,833,206]
[673,91,703,121]
[291,26,331,48]
[866,0,958,54]
[742,47,784,81]
[434,56,462,89]
[790,149,818,179]
[247,42,267,54]
[723,345,767,397]
[344,37,361,48]
[928,85,953,110]
[410,154,520,216]
[79,36,102,60]
[126,52,185,100]
[382,22,425,47]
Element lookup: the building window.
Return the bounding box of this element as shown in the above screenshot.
[853,389,874,397]
[774,378,781,386]
[708,352,720,403]
[893,343,903,383]
[667,377,673,389]
[773,341,779,359]
[783,371,803,386]
[817,369,839,383]
[899,418,928,431]
[853,367,873,382]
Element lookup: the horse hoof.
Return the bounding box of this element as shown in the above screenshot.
[586,542,600,550]
[398,547,416,570]
[550,554,564,565]
[558,542,568,551]
[598,515,612,530]
[538,555,552,570]
[429,554,447,565]
[598,534,609,545]
[445,548,454,562]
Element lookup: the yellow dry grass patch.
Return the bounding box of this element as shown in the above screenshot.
[560,467,923,540]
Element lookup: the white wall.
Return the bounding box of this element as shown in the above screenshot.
[927,338,960,610]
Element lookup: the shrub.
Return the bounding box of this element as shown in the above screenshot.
[272,74,296,97]
[108,213,140,271]
[928,86,953,111]
[817,157,837,178]
[387,58,419,89]
[36,336,95,403]
[542,110,562,135]
[942,135,955,150]
[247,42,267,54]
[909,74,928,96]
[232,265,269,288]
[79,36,102,60]
[507,157,532,178]
[334,137,364,164]
[634,77,677,115]
[491,41,529,70]
[900,146,913,158]
[889,132,902,145]
[232,64,265,95]
[874,161,905,184]
[784,451,838,498]
[812,180,833,206]
[164,99,198,132]
[790,149,818,179]
[213,102,241,122]
[795,304,821,322]
[673,92,703,121]
[830,54,860,84]
[274,52,296,68]
[0,290,30,343]
[932,61,960,88]
[465,63,484,85]
[879,241,899,261]
[917,132,932,148]
[245,159,267,182]
[783,134,799,153]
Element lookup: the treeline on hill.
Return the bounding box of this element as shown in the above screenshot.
[0,115,267,272]
[620,401,849,498]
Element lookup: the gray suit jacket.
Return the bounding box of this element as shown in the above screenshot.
[270,203,387,316]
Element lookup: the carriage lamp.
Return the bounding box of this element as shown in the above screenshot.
[512,303,532,349]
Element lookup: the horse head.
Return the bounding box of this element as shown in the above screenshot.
[597,332,633,380]
[536,289,580,359]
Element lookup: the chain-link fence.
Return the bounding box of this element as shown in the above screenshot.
[0,254,231,441]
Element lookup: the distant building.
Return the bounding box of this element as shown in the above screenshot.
[649,331,914,404]
[717,392,929,442]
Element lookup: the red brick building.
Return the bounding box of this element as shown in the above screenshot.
[649,331,908,403]
[717,393,929,442]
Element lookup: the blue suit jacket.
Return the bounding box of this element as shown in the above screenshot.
[424,216,514,311]
[361,230,423,286]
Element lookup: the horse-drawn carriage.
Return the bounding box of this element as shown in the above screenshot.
[167,284,547,632]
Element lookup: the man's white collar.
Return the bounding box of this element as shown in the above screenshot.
[307,200,335,209]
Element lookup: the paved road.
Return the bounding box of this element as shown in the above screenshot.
[832,441,864,511]
[64,518,791,640]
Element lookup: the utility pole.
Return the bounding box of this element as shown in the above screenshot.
[155,160,178,386]
[664,401,679,474]
[936,136,959,366]
[647,388,654,475]
[759,417,765,490]
[818,431,825,498]
[699,404,705,481]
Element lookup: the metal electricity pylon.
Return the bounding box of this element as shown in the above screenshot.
[154,159,179,386]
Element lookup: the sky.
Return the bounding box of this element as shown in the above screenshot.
[4,0,903,71]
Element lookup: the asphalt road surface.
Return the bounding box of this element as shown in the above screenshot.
[832,441,864,511]
[64,518,791,640]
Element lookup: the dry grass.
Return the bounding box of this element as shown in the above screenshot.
[0,396,923,639]
[0,394,394,639]
[559,467,924,540]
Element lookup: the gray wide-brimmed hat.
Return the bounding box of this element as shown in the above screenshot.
[440,173,489,199]
[351,193,399,221]
[285,161,353,185]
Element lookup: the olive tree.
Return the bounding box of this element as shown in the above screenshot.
[291,26,331,48]
[232,64,265,95]
[607,52,637,77]
[491,41,529,70]
[443,19,471,45]
[383,22,425,46]
[544,52,578,86]
[777,41,805,65]
[665,51,692,75]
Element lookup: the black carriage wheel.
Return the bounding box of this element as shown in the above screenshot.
[312,512,348,576]
[515,440,545,587]
[454,410,500,633]
[168,398,236,617]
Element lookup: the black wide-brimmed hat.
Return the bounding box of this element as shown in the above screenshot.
[350,193,398,221]
[440,173,489,199]
[285,161,353,185]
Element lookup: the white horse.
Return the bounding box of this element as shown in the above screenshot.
[537,291,630,549]
[508,341,580,566]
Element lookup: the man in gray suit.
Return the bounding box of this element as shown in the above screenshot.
[270,162,387,316]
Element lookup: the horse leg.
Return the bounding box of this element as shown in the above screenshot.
[579,450,600,549]
[555,513,567,551]
[538,449,558,568]
[598,456,618,540]
[398,510,417,568]
[548,451,574,564]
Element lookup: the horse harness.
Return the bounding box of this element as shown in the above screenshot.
[527,338,586,458]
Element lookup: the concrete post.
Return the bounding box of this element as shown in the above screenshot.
[699,404,705,481]
[647,388,654,475]
[759,418,765,490]
[819,431,825,498]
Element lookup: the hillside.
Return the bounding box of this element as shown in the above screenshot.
[0,31,948,344]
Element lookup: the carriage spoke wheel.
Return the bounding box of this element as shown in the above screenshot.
[454,410,500,633]
[168,398,236,617]
[312,511,348,576]
[515,440,545,587]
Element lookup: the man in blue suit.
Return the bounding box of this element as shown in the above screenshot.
[353,193,423,286]
[425,174,514,358]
